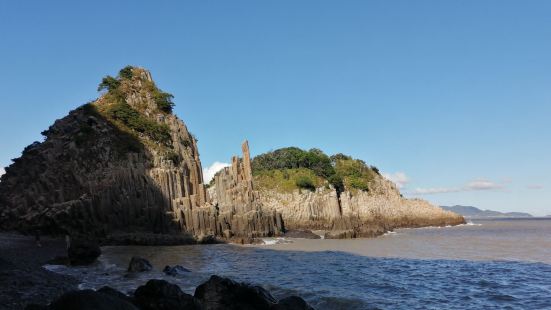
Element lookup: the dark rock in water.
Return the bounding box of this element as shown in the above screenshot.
[46,256,71,266]
[67,239,101,265]
[194,275,277,310]
[134,279,199,310]
[97,286,134,304]
[48,289,138,310]
[283,230,321,239]
[324,229,356,239]
[273,296,315,310]
[163,265,191,276]
[128,256,152,272]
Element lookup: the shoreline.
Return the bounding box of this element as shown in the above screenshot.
[0,232,79,309]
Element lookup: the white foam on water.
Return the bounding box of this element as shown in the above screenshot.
[261,237,292,245]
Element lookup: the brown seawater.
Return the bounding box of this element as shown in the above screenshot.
[46,218,551,309]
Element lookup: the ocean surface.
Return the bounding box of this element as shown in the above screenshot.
[46,218,551,309]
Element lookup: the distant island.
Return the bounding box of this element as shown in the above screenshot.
[441,205,533,218]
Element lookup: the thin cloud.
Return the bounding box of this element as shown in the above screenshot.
[203,162,230,183]
[465,179,503,191]
[527,184,544,190]
[410,179,505,195]
[383,172,409,189]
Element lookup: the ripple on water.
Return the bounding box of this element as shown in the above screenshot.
[44,244,551,310]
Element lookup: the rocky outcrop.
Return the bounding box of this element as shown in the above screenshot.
[257,174,464,237]
[209,141,284,239]
[127,257,153,273]
[0,67,282,241]
[67,239,101,265]
[134,279,199,310]
[208,141,464,238]
[39,277,314,310]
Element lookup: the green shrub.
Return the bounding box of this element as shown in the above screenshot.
[97,76,120,92]
[119,66,134,80]
[296,176,316,191]
[252,147,335,179]
[108,102,172,145]
[153,91,175,113]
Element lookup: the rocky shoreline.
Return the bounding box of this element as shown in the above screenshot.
[0,232,313,309]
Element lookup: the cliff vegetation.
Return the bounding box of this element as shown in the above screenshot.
[251,147,380,193]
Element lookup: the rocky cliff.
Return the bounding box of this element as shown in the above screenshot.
[0,67,282,241]
[259,178,465,238]
[217,145,465,238]
[209,141,284,238]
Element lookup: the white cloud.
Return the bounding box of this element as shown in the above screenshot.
[527,184,544,190]
[203,162,230,183]
[0,167,4,180]
[411,187,461,195]
[383,172,409,189]
[464,179,503,191]
[410,179,505,195]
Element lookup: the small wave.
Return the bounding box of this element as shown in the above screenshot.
[261,237,293,245]
[383,231,398,236]
[455,222,482,227]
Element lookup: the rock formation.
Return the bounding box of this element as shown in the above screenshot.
[209,141,284,239]
[259,177,465,238]
[0,67,282,241]
[213,143,465,238]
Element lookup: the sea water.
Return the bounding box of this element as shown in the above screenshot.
[45,219,551,309]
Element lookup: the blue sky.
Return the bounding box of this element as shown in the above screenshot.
[0,1,549,215]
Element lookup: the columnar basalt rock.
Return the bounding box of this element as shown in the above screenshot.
[209,141,284,239]
[257,172,465,238]
[0,68,281,241]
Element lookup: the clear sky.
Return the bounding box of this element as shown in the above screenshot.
[0,1,549,215]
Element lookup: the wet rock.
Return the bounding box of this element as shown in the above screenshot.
[134,279,199,310]
[48,289,138,310]
[127,257,152,272]
[324,229,356,239]
[97,286,134,304]
[67,239,101,265]
[194,275,277,310]
[273,296,315,310]
[163,265,191,276]
[283,230,321,239]
[46,256,70,266]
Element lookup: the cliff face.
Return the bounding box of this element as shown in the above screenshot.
[209,141,284,238]
[0,67,281,240]
[258,179,465,238]
[218,144,465,238]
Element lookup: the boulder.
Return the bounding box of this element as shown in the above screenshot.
[163,265,191,276]
[324,230,356,239]
[273,296,315,310]
[97,286,134,304]
[128,256,152,272]
[134,279,199,310]
[67,239,101,265]
[194,275,277,310]
[48,289,138,310]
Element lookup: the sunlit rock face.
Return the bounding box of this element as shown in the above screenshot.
[209,141,464,239]
[209,141,284,239]
[0,68,283,241]
[258,177,465,238]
